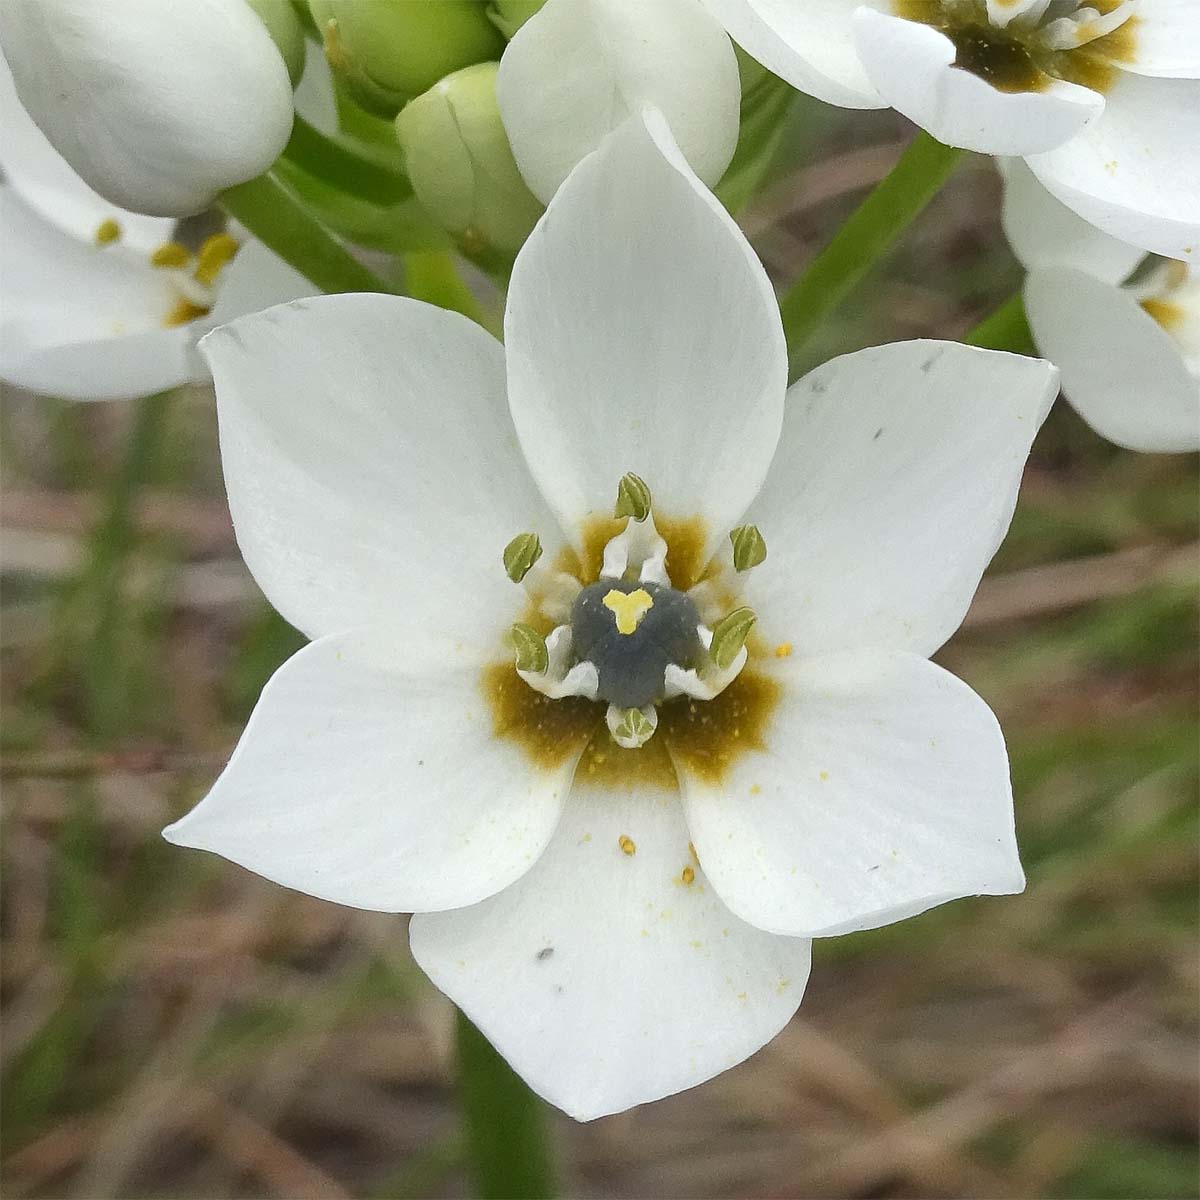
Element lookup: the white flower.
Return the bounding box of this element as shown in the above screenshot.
[496,0,742,203]
[0,0,294,217]
[0,60,315,402]
[1002,159,1200,451]
[163,110,1058,1120]
[704,0,1200,259]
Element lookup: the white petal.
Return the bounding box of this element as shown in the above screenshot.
[410,778,811,1120]
[1026,73,1200,261]
[496,0,740,204]
[854,9,1104,155]
[700,0,884,108]
[0,187,200,400]
[1121,0,1200,78]
[203,294,556,643]
[675,650,1025,939]
[741,341,1057,658]
[1025,266,1199,451]
[164,630,577,912]
[505,110,786,563]
[205,240,318,325]
[0,53,171,251]
[0,0,293,216]
[997,156,1144,281]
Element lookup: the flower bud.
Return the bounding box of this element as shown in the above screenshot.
[0,0,295,217]
[487,0,546,39]
[396,62,543,263]
[245,0,307,87]
[308,0,503,118]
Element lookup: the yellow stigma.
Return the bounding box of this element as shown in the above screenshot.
[94,218,121,246]
[149,241,191,269]
[603,588,653,635]
[194,232,239,286]
[163,298,211,328]
[618,835,636,856]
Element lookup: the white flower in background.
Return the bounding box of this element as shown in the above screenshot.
[0,61,314,403]
[496,0,742,203]
[163,111,1057,1119]
[704,0,1200,260]
[1001,159,1200,452]
[0,0,294,217]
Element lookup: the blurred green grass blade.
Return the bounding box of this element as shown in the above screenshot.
[456,1010,558,1199]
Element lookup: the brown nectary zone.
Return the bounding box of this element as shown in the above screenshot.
[892,0,1136,95]
[482,513,783,790]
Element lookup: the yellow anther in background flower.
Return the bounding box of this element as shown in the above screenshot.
[94,218,122,246]
[618,835,636,856]
[603,588,653,635]
[194,232,239,286]
[162,298,211,328]
[149,242,191,269]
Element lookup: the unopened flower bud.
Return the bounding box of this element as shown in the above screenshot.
[245,0,307,86]
[710,607,756,670]
[396,62,543,262]
[487,0,546,38]
[309,0,503,118]
[614,473,652,523]
[0,0,294,217]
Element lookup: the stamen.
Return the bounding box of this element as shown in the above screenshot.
[600,511,669,585]
[602,587,654,635]
[729,524,767,572]
[149,241,191,269]
[193,232,240,286]
[503,532,543,582]
[94,218,121,246]
[710,607,757,670]
[162,298,211,328]
[607,703,658,749]
[510,623,549,674]
[614,472,652,522]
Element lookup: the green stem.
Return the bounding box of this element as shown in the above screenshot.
[404,251,493,332]
[963,291,1036,354]
[221,172,400,295]
[778,131,964,370]
[455,1011,557,1200]
[283,115,412,206]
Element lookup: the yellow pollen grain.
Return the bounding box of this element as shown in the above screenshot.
[194,232,239,286]
[750,784,761,795]
[819,770,830,782]
[681,866,696,886]
[618,835,636,856]
[163,298,211,328]
[603,587,653,635]
[774,642,793,658]
[149,241,191,269]
[94,218,121,246]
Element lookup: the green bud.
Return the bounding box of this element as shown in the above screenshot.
[486,0,546,38]
[729,524,767,572]
[710,607,756,670]
[396,62,543,262]
[308,0,504,117]
[510,623,549,674]
[245,0,307,86]
[503,531,543,583]
[613,473,652,523]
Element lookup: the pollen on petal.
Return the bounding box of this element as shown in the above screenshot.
[681,866,696,886]
[774,642,793,658]
[618,834,636,856]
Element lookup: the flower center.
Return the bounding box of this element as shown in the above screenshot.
[891,0,1138,93]
[481,476,782,785]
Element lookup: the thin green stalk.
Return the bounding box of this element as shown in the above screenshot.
[221,172,400,295]
[779,131,964,370]
[963,291,1036,354]
[456,1011,557,1200]
[284,114,412,206]
[404,251,493,332]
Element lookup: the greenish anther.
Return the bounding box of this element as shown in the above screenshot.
[710,607,756,670]
[614,473,652,522]
[510,623,549,674]
[503,532,543,583]
[612,706,654,746]
[729,525,767,572]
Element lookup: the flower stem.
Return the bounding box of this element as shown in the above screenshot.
[778,131,964,371]
[404,251,494,332]
[220,172,400,295]
[455,1010,557,1200]
[963,291,1036,354]
[283,114,412,206]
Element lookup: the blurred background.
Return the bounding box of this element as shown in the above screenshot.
[2,97,1197,1199]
